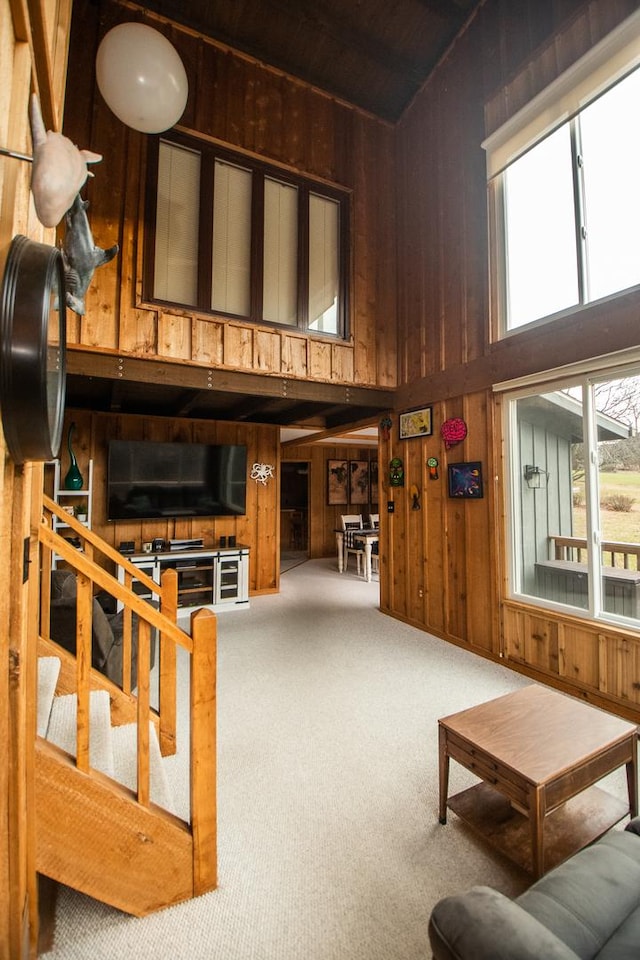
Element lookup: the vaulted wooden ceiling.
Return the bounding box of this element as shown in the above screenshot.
[138,0,483,121]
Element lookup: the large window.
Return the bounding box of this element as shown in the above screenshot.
[485,11,640,334]
[507,365,640,628]
[146,135,349,337]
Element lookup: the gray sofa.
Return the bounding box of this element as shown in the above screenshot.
[428,817,640,960]
[49,569,154,689]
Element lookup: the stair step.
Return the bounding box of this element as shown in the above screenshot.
[47,691,115,778]
[111,722,177,815]
[37,657,61,738]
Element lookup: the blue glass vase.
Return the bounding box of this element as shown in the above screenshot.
[64,422,84,490]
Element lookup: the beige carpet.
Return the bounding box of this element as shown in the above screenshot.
[43,558,629,959]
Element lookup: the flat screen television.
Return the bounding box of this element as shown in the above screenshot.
[107,440,247,520]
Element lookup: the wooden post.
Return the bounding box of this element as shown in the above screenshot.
[159,568,178,757]
[190,607,217,894]
[136,620,151,807]
[75,574,93,773]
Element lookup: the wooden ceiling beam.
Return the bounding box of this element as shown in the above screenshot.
[66,347,396,417]
[281,414,382,448]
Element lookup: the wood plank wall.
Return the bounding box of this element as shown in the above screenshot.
[63,413,378,583]
[389,0,640,721]
[62,0,397,393]
[1,2,73,954]
[282,444,379,560]
[57,412,281,595]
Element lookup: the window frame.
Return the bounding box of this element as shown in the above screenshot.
[484,8,640,340]
[143,132,350,339]
[501,356,640,630]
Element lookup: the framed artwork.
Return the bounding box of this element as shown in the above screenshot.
[399,406,433,440]
[369,460,379,503]
[448,461,483,499]
[327,459,349,505]
[349,460,370,505]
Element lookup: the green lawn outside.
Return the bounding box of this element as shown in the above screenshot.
[572,470,640,547]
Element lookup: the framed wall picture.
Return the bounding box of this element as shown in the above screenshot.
[448,461,483,499]
[399,406,433,440]
[369,459,379,503]
[327,459,348,505]
[349,460,370,505]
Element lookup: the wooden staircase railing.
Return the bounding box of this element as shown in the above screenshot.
[36,494,217,912]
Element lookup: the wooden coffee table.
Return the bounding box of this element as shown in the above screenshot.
[438,684,638,877]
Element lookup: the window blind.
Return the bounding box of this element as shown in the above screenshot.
[308,193,339,333]
[154,141,200,304]
[263,177,298,325]
[482,8,640,179]
[211,160,252,316]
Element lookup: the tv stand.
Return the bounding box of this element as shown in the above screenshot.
[118,545,250,620]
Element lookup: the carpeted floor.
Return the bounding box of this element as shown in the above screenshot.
[44,558,628,959]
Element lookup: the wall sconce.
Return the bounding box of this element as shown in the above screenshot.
[524,465,548,489]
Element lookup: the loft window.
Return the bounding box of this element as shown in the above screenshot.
[145,135,348,338]
[484,11,640,335]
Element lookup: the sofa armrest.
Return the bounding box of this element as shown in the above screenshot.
[625,816,640,837]
[428,886,581,960]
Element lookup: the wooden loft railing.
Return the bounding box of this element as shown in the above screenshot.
[37,494,218,911]
[551,536,640,571]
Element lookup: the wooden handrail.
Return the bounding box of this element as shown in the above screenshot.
[41,495,191,652]
[37,495,218,899]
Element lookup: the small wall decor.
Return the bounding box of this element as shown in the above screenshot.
[327,459,348,504]
[64,422,84,489]
[380,415,392,441]
[399,406,433,440]
[427,456,439,480]
[410,484,421,510]
[62,193,118,315]
[29,93,103,228]
[448,461,483,499]
[389,457,404,487]
[441,417,467,449]
[349,460,370,505]
[250,462,274,486]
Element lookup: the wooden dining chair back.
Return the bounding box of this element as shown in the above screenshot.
[340,514,364,575]
[368,514,380,571]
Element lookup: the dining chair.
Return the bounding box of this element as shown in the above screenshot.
[368,514,380,572]
[340,514,364,575]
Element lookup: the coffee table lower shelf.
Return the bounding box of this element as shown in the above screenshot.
[448,781,629,874]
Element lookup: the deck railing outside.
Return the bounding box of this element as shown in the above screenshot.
[551,535,640,571]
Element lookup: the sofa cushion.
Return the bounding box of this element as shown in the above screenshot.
[49,571,136,687]
[517,830,640,960]
[596,904,640,960]
[51,569,78,601]
[428,886,581,960]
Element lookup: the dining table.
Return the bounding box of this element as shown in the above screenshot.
[334,527,379,581]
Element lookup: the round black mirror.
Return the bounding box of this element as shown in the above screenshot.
[0,235,67,464]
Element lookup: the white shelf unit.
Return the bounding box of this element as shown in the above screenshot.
[51,459,94,530]
[49,460,94,567]
[118,546,250,620]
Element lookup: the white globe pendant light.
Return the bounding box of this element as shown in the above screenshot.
[96,22,188,133]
